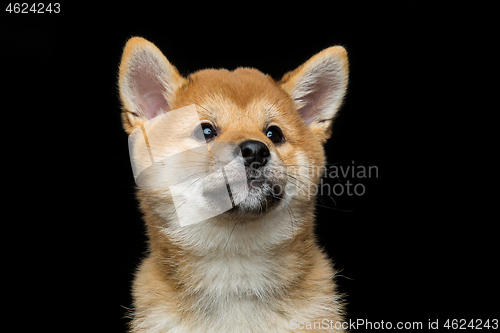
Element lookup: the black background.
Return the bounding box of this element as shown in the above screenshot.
[2,3,497,332]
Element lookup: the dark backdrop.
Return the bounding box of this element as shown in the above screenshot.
[2,3,496,332]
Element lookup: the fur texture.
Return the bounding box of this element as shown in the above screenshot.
[118,37,349,332]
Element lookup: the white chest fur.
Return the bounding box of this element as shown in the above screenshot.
[134,253,297,333]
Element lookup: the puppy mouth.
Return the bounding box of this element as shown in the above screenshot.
[231,175,285,216]
[195,145,287,219]
[247,177,263,188]
[201,172,285,218]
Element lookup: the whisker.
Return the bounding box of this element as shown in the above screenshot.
[288,196,353,212]
[225,221,238,248]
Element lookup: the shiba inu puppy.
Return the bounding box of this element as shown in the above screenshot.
[118,37,349,332]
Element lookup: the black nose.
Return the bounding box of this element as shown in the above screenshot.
[238,140,270,169]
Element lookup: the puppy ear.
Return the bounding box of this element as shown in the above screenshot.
[281,47,348,143]
[118,37,186,133]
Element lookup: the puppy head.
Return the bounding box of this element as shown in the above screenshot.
[119,37,348,228]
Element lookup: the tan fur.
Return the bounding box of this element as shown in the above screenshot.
[118,37,349,332]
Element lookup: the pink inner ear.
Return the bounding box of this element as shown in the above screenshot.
[298,84,331,125]
[130,57,170,120]
[296,63,345,126]
[140,90,169,120]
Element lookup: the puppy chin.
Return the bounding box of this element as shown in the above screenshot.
[221,180,286,220]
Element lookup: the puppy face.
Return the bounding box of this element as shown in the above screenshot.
[170,69,317,219]
[120,38,348,229]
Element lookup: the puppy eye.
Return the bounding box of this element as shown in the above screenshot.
[265,126,284,144]
[193,123,218,142]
